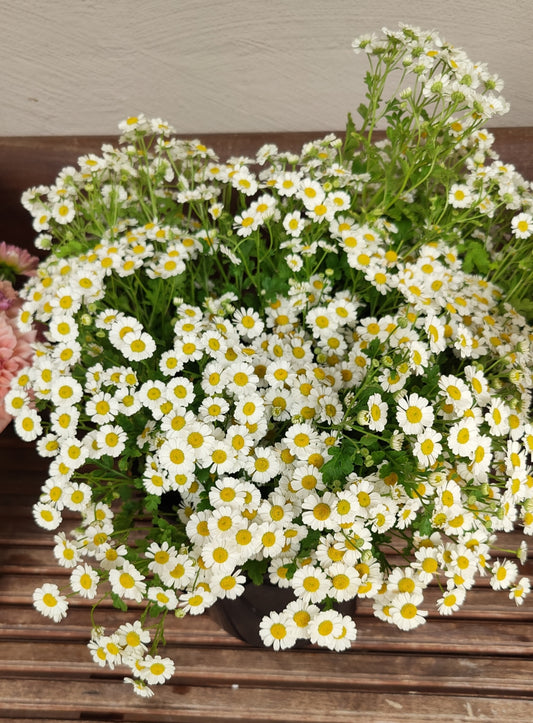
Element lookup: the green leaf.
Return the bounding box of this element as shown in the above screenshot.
[343,112,363,161]
[511,297,533,323]
[284,562,297,581]
[461,240,490,275]
[116,483,133,502]
[297,529,322,558]
[262,273,288,303]
[242,558,269,585]
[111,593,128,612]
[321,441,356,486]
[414,512,434,538]
[357,103,368,122]
[359,434,379,450]
[144,494,160,513]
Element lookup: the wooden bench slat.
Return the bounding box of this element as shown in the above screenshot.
[2,640,533,697]
[2,603,533,658]
[2,677,533,723]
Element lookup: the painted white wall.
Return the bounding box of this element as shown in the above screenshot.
[1,0,532,136]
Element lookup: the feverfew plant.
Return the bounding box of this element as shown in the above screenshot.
[11,24,533,697]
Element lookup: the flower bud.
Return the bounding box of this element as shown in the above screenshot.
[390,431,404,450]
[357,410,370,426]
[517,541,528,564]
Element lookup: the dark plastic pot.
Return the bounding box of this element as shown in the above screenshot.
[210,583,355,647]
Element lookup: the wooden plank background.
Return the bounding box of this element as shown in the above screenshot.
[1,129,533,721]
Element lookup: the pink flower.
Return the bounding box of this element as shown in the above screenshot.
[0,280,20,312]
[0,242,39,282]
[0,305,36,432]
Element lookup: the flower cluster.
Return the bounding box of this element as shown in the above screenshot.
[11,24,533,697]
[0,242,38,432]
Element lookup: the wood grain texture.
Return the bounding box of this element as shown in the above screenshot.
[1,0,533,136]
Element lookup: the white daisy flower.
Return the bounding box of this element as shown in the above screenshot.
[511,211,533,239]
[388,591,428,631]
[232,307,265,339]
[448,183,473,208]
[116,620,151,654]
[53,532,82,568]
[33,583,69,622]
[328,614,357,651]
[412,428,443,467]
[50,406,79,437]
[283,210,306,236]
[47,314,79,344]
[70,563,99,599]
[396,393,434,435]
[123,678,154,698]
[138,655,175,685]
[147,586,178,610]
[95,544,128,571]
[222,361,259,395]
[33,502,62,530]
[327,562,360,602]
[145,541,178,574]
[253,521,287,559]
[437,586,466,615]
[119,330,157,362]
[109,561,147,602]
[490,560,518,590]
[210,569,247,600]
[201,539,238,574]
[447,417,479,457]
[259,610,297,650]
[233,393,265,426]
[509,577,531,606]
[245,446,281,484]
[283,599,319,639]
[159,554,196,589]
[178,588,216,615]
[367,393,388,432]
[63,482,92,512]
[301,491,338,532]
[291,565,331,604]
[95,424,128,458]
[308,609,345,648]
